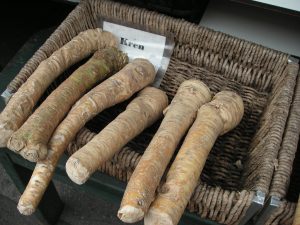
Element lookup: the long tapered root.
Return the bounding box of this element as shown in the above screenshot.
[144,90,244,225]
[66,87,168,184]
[15,58,155,217]
[0,28,117,148]
[118,79,212,223]
[7,47,127,162]
[16,59,156,215]
[17,161,56,215]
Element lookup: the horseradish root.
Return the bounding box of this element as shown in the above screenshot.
[0,28,117,147]
[145,91,244,225]
[293,195,300,225]
[66,87,168,185]
[7,47,127,162]
[17,59,155,215]
[118,80,211,223]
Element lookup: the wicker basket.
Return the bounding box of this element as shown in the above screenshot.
[255,70,300,225]
[262,147,300,225]
[6,0,300,224]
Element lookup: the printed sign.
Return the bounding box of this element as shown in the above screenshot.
[103,21,167,73]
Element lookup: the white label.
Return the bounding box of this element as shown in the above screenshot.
[103,21,166,73]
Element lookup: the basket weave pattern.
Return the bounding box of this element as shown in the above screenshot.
[6,0,299,224]
[266,106,300,225]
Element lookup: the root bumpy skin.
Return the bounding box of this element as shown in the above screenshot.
[0,28,117,148]
[7,47,128,162]
[66,87,168,185]
[145,91,244,225]
[17,58,156,215]
[118,80,212,223]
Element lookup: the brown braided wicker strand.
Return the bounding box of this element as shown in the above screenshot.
[264,201,297,225]
[265,139,300,224]
[6,0,300,224]
[66,128,141,183]
[263,70,300,225]
[269,70,300,199]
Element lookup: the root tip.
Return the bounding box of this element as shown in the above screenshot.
[66,157,90,185]
[17,202,35,215]
[19,144,48,162]
[1,129,17,149]
[118,205,144,223]
[20,150,38,162]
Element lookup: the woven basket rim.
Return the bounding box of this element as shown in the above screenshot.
[269,69,300,199]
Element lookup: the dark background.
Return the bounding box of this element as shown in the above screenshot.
[0,0,211,72]
[0,0,75,71]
